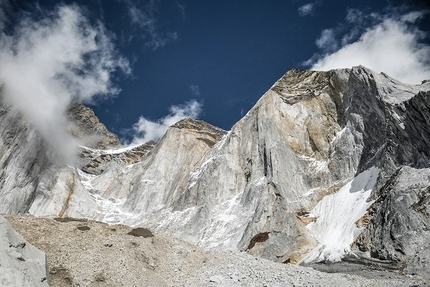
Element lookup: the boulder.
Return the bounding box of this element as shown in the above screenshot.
[0,215,48,287]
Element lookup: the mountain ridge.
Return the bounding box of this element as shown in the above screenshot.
[1,66,430,282]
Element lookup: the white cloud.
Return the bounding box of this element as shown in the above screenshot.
[298,3,316,17]
[121,0,178,50]
[345,8,365,24]
[130,100,202,145]
[0,4,130,163]
[316,29,338,52]
[189,84,200,96]
[307,11,430,84]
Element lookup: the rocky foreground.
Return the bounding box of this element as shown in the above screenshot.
[3,215,427,287]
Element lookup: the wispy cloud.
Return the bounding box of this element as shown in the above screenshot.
[177,3,186,19]
[189,84,200,96]
[0,0,10,30]
[298,3,316,17]
[345,8,366,24]
[315,29,338,52]
[130,100,202,144]
[121,0,178,50]
[0,4,130,163]
[305,9,430,84]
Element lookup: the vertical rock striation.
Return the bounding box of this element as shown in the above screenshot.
[0,95,52,214]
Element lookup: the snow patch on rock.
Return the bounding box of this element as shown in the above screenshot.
[301,166,379,263]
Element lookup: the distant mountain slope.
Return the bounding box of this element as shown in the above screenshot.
[67,101,122,149]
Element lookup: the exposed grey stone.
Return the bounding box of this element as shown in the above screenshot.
[0,216,48,287]
[0,95,52,214]
[67,101,121,149]
[209,275,223,283]
[353,166,430,280]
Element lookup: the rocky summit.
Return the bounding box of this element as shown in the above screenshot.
[0,66,429,286]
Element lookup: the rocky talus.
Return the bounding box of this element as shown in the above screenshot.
[4,215,426,287]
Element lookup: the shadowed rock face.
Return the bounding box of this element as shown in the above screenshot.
[79,142,155,175]
[0,66,429,277]
[353,166,430,278]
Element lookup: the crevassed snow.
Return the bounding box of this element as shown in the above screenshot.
[350,67,426,104]
[300,166,379,263]
[76,168,97,181]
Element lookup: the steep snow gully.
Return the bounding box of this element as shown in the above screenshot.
[1,66,430,284]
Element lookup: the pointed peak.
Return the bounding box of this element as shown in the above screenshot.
[171,117,226,134]
[67,101,122,149]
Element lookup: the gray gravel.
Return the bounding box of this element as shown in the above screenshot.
[4,215,427,287]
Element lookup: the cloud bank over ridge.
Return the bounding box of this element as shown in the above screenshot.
[130,100,202,145]
[306,9,430,84]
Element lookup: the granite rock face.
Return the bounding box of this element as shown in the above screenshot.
[79,141,155,175]
[0,97,125,215]
[28,116,227,224]
[0,215,48,287]
[0,66,429,277]
[0,95,52,214]
[354,166,430,278]
[67,101,122,149]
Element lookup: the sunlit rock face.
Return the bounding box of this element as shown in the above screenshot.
[67,101,122,149]
[0,66,429,273]
[0,95,52,214]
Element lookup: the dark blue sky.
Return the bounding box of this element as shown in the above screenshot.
[3,0,430,143]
